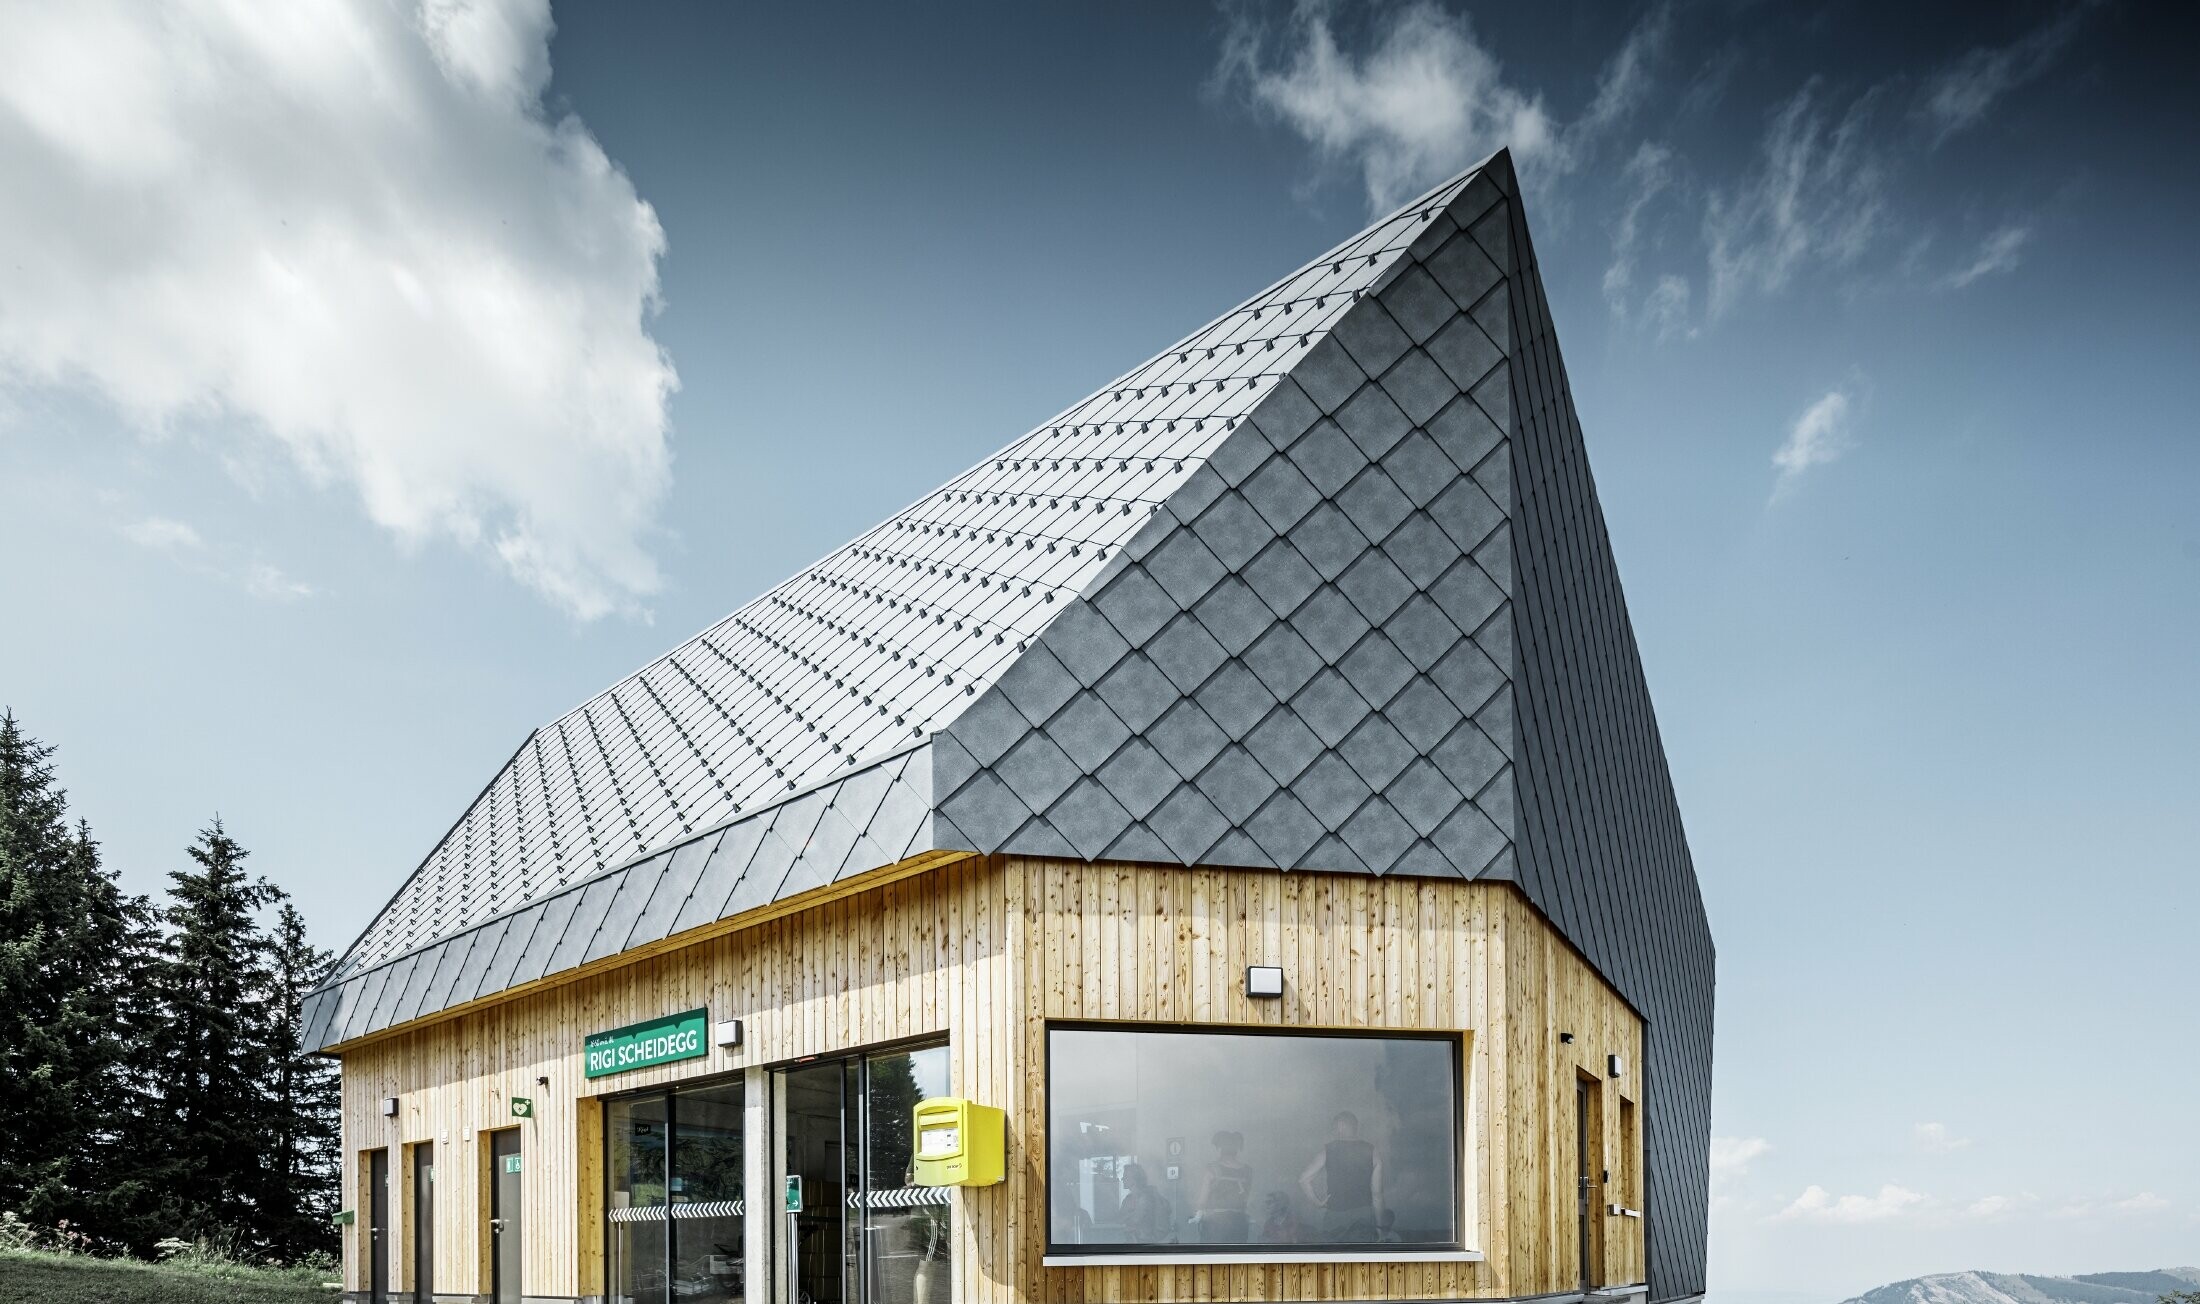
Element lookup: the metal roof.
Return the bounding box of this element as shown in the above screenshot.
[334,161,1487,979]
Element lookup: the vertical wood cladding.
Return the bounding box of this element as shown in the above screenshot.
[337,856,1643,1302]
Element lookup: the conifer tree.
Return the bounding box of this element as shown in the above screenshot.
[0,713,144,1242]
[255,896,340,1260]
[142,818,277,1243]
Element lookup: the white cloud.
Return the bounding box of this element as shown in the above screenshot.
[1570,5,1672,151]
[1965,1194,2016,1219]
[1214,0,1556,214]
[118,512,314,602]
[1773,1183,1926,1225]
[1643,275,1693,341]
[244,562,316,603]
[1914,1121,1972,1154]
[1705,83,1888,319]
[1710,1135,1772,1183]
[1921,3,2101,145]
[1213,1,1676,216]
[2114,1191,2169,1213]
[1771,388,1855,501]
[1605,143,1676,309]
[123,516,205,554]
[1943,225,2032,289]
[0,0,677,620]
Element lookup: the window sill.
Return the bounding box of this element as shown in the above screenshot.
[1043,1249,1485,1267]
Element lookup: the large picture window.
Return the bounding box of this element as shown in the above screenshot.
[1046,1025,1462,1256]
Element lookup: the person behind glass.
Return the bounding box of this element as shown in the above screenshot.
[1193,1131,1252,1244]
[1298,1111,1382,1243]
[1117,1161,1172,1243]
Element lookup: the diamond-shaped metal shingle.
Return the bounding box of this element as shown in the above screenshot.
[1045,778,1135,860]
[1095,739,1180,819]
[1146,614,1228,693]
[1241,457,1321,532]
[1195,662,1279,741]
[1242,625,1323,700]
[1146,699,1229,779]
[1045,691,1133,772]
[1143,527,1228,606]
[1331,300,1412,377]
[1242,541,1322,617]
[1335,385,1411,458]
[1337,552,1415,625]
[1377,263,1456,344]
[1290,420,1368,497]
[1380,349,1456,426]
[1191,492,1272,571]
[1295,587,1371,664]
[1095,654,1177,735]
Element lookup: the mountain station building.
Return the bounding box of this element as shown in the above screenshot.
[307,149,1715,1304]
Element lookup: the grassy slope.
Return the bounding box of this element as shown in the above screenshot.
[0,1248,332,1304]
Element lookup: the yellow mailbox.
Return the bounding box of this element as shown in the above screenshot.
[911,1096,1004,1187]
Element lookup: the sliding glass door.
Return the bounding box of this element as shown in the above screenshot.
[608,1080,746,1304]
[774,1044,952,1304]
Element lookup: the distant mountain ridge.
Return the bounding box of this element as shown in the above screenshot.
[1840,1267,2200,1304]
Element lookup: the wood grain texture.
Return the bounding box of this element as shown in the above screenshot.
[337,856,1644,1301]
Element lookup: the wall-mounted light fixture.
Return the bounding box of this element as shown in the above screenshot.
[1608,1054,1625,1079]
[1559,1032,1575,1044]
[1245,965,1284,999]
[535,1075,549,1088]
[380,1097,399,1117]
[715,1019,744,1048]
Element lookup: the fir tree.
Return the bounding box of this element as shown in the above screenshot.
[255,896,340,1261]
[141,818,277,1244]
[0,713,144,1242]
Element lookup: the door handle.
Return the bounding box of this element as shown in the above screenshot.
[490,1218,505,1234]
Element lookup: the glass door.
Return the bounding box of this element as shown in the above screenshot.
[608,1081,746,1304]
[773,1045,952,1304]
[856,1047,951,1304]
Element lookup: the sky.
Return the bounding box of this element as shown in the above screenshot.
[2,1,2196,1297]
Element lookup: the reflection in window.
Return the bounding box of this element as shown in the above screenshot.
[1047,1026,1460,1253]
[608,1081,745,1304]
[608,1094,668,1304]
[863,1046,952,1304]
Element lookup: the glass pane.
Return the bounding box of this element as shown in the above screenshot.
[778,1062,851,1304]
[1046,1028,1458,1252]
[671,1081,745,1304]
[608,1094,669,1304]
[864,1047,952,1304]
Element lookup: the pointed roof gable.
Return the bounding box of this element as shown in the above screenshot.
[334,160,1497,978]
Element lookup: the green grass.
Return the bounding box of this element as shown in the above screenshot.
[0,1247,335,1304]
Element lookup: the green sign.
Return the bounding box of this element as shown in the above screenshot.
[333,1209,355,1226]
[585,1007,708,1079]
[510,1096,533,1118]
[782,1175,803,1213]
[503,1154,523,1174]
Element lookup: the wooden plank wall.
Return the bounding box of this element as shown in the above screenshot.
[336,856,1644,1302]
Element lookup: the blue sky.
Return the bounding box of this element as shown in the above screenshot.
[2,2,2195,1296]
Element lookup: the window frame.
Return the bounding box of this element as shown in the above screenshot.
[1040,1019,1479,1265]
[601,1071,749,1304]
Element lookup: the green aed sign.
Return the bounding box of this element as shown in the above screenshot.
[585,1007,708,1079]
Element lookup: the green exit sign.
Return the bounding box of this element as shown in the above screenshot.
[782,1175,802,1213]
[510,1097,533,1118]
